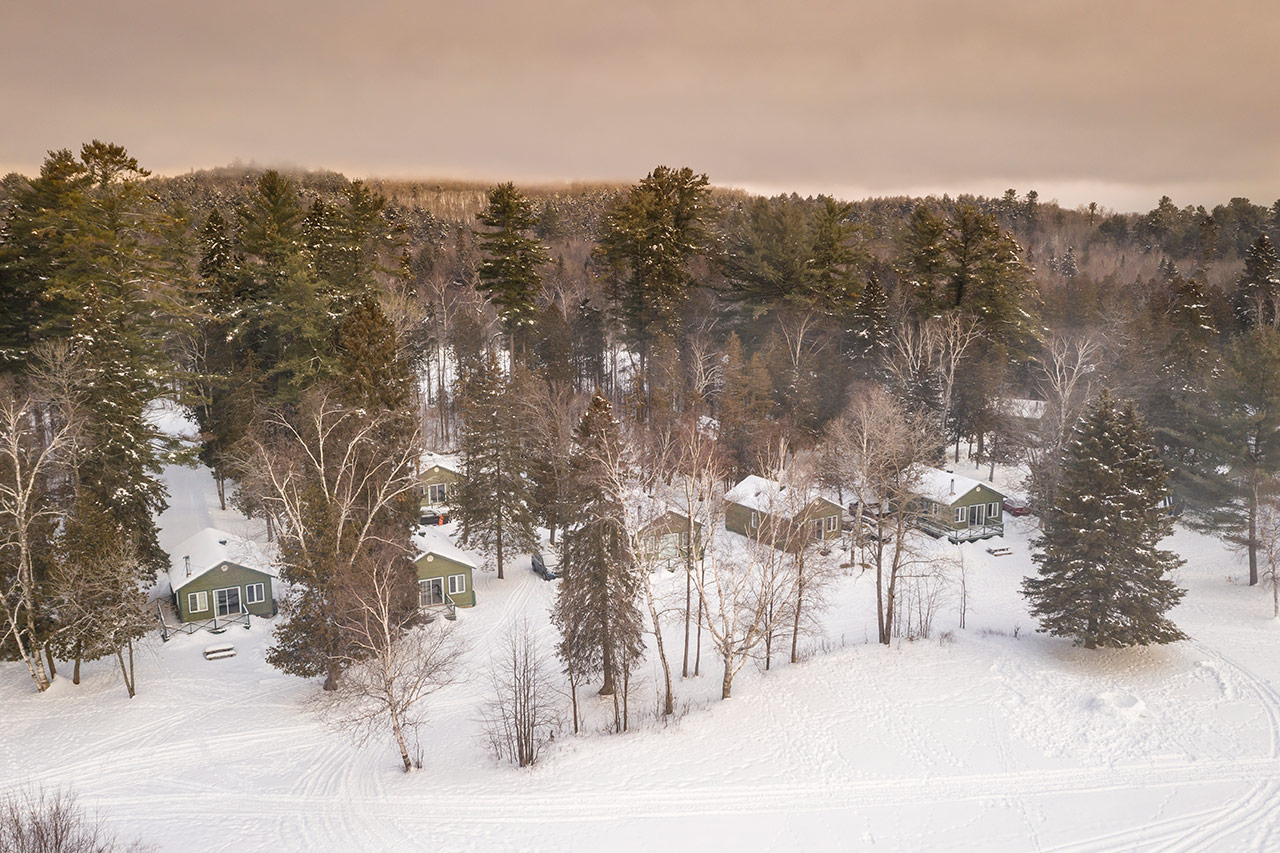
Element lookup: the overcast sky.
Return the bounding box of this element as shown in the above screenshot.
[3,0,1278,212]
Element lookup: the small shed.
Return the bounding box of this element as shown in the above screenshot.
[420,452,462,507]
[724,475,843,550]
[914,468,1006,543]
[168,528,278,623]
[412,528,477,611]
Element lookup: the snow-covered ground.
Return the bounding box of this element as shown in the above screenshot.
[4,424,1280,851]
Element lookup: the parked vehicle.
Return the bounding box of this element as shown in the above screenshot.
[1002,497,1030,517]
[531,551,559,581]
[420,510,449,526]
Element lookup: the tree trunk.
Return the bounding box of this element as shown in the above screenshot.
[73,640,82,685]
[216,474,227,511]
[644,571,675,716]
[599,638,615,696]
[569,678,580,734]
[682,553,692,678]
[323,660,341,692]
[391,708,413,773]
[1249,489,1259,586]
[721,652,734,699]
[496,506,505,580]
[44,646,57,680]
[791,554,805,664]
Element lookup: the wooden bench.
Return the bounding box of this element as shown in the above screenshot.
[203,643,236,661]
[986,547,1013,557]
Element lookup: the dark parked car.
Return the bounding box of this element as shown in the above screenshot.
[420,510,449,526]
[531,551,559,581]
[1002,497,1031,517]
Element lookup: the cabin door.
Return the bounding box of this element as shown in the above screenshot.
[214,586,242,617]
[419,578,444,607]
[968,503,985,527]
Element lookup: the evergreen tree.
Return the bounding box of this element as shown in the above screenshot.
[717,334,776,480]
[554,392,644,698]
[476,183,549,353]
[453,351,537,579]
[1232,234,1280,329]
[1195,326,1280,586]
[845,272,891,381]
[335,295,412,410]
[1022,391,1186,648]
[596,166,710,399]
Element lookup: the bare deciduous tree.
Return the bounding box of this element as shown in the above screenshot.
[830,387,939,645]
[0,388,76,693]
[0,786,151,853]
[1027,332,1101,512]
[320,550,461,773]
[480,619,560,767]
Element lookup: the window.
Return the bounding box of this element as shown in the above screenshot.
[750,511,759,529]
[813,519,824,540]
[988,501,1000,518]
[214,587,242,617]
[448,574,466,595]
[245,582,266,605]
[188,590,208,614]
[954,506,967,524]
[427,482,449,504]
[826,515,838,532]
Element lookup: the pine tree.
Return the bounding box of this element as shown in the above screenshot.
[554,392,644,700]
[845,272,890,381]
[717,334,776,480]
[1022,391,1186,648]
[1233,234,1280,329]
[476,183,549,353]
[596,166,709,400]
[1196,326,1280,585]
[453,351,537,579]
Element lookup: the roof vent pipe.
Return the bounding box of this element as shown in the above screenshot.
[184,556,192,577]
[950,478,955,495]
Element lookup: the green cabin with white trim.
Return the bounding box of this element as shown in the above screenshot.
[412,528,477,611]
[913,468,1005,543]
[420,453,462,508]
[168,528,278,623]
[724,475,843,551]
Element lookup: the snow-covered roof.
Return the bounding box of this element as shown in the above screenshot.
[725,475,837,519]
[421,451,462,475]
[412,528,478,569]
[915,467,1000,505]
[168,527,277,593]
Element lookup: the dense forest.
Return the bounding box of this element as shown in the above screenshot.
[3,141,1280,749]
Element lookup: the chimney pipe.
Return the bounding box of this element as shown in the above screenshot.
[950,478,955,495]
[184,556,192,577]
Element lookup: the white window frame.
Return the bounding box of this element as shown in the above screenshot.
[812,518,824,540]
[428,482,448,504]
[214,586,242,617]
[825,515,838,532]
[954,506,967,524]
[750,511,760,529]
[448,573,466,595]
[188,590,208,614]
[419,577,444,607]
[988,501,1000,518]
[245,582,266,605]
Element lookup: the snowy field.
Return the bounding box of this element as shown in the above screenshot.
[3,420,1280,851]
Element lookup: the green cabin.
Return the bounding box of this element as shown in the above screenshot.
[724,475,843,551]
[168,528,278,623]
[420,453,462,508]
[412,529,477,615]
[913,468,1005,543]
[640,510,704,567]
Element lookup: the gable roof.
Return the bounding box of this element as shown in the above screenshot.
[915,467,1002,505]
[412,528,479,570]
[168,527,277,593]
[421,451,462,475]
[641,509,704,537]
[725,475,839,519]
